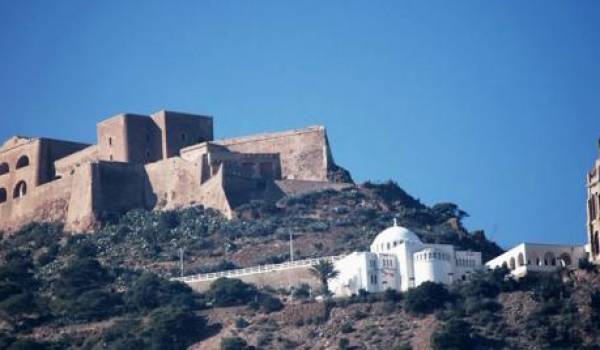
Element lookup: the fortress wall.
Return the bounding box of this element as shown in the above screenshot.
[144,157,206,210]
[183,266,320,293]
[222,174,263,208]
[38,139,90,184]
[180,143,229,163]
[221,173,285,208]
[215,127,331,182]
[214,153,281,180]
[179,143,209,162]
[94,162,148,217]
[65,162,98,232]
[196,165,233,218]
[0,176,72,233]
[181,143,282,181]
[274,179,353,197]
[55,146,99,178]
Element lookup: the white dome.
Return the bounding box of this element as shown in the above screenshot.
[370,222,422,253]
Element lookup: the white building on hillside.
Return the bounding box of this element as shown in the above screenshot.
[328,221,482,297]
[485,243,586,278]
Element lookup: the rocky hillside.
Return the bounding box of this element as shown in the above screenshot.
[8,180,584,350]
[188,266,600,350]
[13,181,501,279]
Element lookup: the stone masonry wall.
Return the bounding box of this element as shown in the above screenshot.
[55,146,99,178]
[215,126,331,182]
[64,162,98,232]
[144,157,204,210]
[196,165,234,218]
[152,111,214,159]
[183,266,320,293]
[0,176,72,232]
[94,162,148,218]
[37,139,90,184]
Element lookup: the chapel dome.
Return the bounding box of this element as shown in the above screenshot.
[370,220,423,253]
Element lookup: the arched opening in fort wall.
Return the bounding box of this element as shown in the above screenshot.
[0,163,8,175]
[16,156,29,169]
[13,181,27,199]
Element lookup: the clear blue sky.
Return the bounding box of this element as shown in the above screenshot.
[1,1,599,249]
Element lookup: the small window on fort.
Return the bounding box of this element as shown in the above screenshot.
[0,163,8,175]
[0,188,6,203]
[16,156,29,169]
[108,137,113,146]
[13,181,27,198]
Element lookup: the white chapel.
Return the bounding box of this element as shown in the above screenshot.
[328,220,482,297]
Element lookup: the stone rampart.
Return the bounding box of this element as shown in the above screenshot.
[54,146,99,178]
[64,162,97,232]
[145,157,204,209]
[215,126,331,182]
[0,176,72,232]
[94,162,148,217]
[197,165,234,218]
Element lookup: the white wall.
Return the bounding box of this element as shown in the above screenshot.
[485,243,585,277]
[330,252,375,296]
[413,245,454,287]
[377,253,399,291]
[454,250,483,281]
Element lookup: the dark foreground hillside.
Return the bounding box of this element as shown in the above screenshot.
[191,266,600,350]
[8,181,595,349]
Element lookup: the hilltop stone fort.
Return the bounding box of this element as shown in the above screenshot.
[0,110,351,233]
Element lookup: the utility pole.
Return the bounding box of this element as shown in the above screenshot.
[179,247,184,277]
[289,230,294,301]
[289,230,294,262]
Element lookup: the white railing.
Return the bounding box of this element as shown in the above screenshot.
[172,255,345,283]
